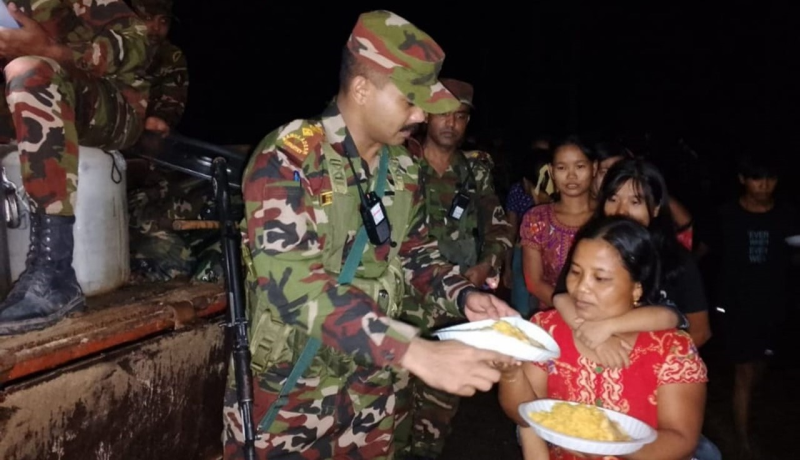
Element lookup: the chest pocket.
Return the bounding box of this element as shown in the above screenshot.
[316,146,414,282]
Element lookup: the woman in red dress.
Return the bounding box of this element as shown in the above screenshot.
[499,217,707,460]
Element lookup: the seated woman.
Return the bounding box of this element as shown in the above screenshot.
[499,216,708,460]
[553,158,711,368]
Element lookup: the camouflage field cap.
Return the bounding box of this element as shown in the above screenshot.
[347,10,459,114]
[440,78,475,109]
[131,0,174,17]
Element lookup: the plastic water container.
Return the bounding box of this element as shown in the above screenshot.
[2,146,129,296]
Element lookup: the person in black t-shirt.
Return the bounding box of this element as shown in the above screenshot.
[697,154,800,456]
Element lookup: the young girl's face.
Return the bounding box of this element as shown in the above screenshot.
[603,179,658,227]
[550,145,594,198]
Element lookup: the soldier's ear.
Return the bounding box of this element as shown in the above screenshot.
[350,75,370,106]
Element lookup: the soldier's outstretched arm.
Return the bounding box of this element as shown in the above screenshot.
[62,0,150,77]
[242,134,418,369]
[400,336,519,397]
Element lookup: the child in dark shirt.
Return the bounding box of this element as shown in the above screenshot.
[699,154,799,456]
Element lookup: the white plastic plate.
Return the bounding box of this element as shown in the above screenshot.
[432,316,560,362]
[519,399,658,456]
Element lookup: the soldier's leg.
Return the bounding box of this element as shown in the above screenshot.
[392,370,414,459]
[223,364,397,459]
[0,56,142,335]
[336,366,398,458]
[223,362,348,459]
[409,376,461,459]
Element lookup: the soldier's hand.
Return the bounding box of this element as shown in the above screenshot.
[464,262,492,288]
[401,338,518,397]
[145,116,170,136]
[463,290,519,322]
[0,4,52,59]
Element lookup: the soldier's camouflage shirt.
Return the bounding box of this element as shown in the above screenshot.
[409,140,512,271]
[146,40,188,127]
[9,0,151,117]
[241,102,470,370]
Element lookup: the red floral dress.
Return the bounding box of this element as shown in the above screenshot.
[529,310,708,459]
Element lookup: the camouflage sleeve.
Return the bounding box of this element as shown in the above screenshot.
[148,46,189,127]
[62,0,150,77]
[243,133,418,369]
[399,173,471,320]
[475,162,513,269]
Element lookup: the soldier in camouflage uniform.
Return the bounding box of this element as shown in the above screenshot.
[395,79,513,459]
[125,0,218,283]
[221,10,519,459]
[0,0,150,335]
[131,0,187,136]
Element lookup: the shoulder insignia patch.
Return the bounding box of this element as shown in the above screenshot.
[277,122,325,161]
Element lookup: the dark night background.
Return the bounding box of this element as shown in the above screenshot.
[167,1,800,210]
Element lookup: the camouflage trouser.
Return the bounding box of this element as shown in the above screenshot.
[128,165,222,282]
[0,56,143,216]
[394,294,462,459]
[393,377,460,459]
[222,363,406,459]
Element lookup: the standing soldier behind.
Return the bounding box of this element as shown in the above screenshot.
[397,79,513,459]
[221,10,519,460]
[0,0,150,335]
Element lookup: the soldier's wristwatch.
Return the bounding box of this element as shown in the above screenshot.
[457,286,480,316]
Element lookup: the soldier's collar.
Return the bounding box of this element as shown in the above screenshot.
[320,101,347,157]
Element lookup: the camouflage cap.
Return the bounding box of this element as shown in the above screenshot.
[131,0,174,17]
[440,78,474,109]
[347,10,459,114]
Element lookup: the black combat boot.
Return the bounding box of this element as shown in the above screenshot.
[0,212,85,335]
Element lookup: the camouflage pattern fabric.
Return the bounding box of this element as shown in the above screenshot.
[128,166,225,282]
[221,11,463,458]
[395,145,512,459]
[345,10,458,115]
[420,149,512,276]
[0,0,150,217]
[127,32,197,282]
[393,378,460,459]
[221,98,472,459]
[145,40,188,127]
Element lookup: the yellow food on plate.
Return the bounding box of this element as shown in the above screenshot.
[529,402,631,442]
[488,320,545,349]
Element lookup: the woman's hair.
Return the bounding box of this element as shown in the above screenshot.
[594,140,633,163]
[549,134,595,164]
[519,150,550,183]
[567,215,661,305]
[591,158,685,283]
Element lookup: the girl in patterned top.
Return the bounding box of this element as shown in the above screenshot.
[499,217,708,460]
[519,136,595,309]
